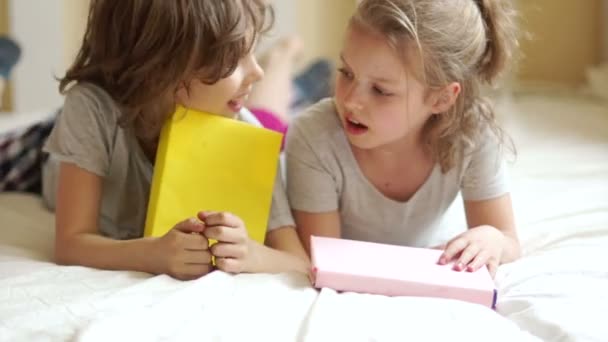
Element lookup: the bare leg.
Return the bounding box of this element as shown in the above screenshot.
[247,36,303,123]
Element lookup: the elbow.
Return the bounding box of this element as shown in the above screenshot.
[54,236,76,266]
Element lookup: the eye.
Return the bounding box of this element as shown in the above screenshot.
[337,67,354,80]
[372,85,393,97]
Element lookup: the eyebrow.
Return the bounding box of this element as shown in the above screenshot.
[339,54,399,85]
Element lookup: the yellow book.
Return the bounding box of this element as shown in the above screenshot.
[144,106,282,244]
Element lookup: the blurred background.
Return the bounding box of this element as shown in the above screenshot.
[0,0,606,113]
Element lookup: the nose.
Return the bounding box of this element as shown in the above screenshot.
[342,81,364,112]
[246,53,264,83]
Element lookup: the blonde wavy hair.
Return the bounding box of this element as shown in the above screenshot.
[353,0,518,172]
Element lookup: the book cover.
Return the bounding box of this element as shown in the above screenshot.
[144,106,282,244]
[310,236,497,308]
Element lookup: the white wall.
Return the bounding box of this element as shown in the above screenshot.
[256,0,297,53]
[8,0,297,113]
[270,0,297,38]
[9,0,65,112]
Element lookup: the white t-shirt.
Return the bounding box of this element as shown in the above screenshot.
[285,98,509,247]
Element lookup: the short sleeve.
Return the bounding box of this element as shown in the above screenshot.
[461,130,509,201]
[285,113,340,213]
[43,84,116,177]
[267,164,295,230]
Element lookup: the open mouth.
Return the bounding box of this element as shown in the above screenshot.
[228,93,249,113]
[345,116,369,135]
[228,99,243,112]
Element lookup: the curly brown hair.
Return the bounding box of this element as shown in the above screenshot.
[353,0,518,172]
[60,0,273,141]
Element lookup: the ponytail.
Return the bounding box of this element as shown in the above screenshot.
[475,0,519,83]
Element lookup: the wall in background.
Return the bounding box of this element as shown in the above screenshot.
[291,0,604,85]
[4,0,604,113]
[0,0,12,111]
[5,0,89,113]
[9,0,64,112]
[62,0,89,69]
[516,0,603,85]
[600,0,608,63]
[295,0,356,66]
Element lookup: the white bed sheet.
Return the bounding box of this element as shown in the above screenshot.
[1,92,606,341]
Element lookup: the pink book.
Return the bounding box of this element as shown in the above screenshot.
[310,236,497,308]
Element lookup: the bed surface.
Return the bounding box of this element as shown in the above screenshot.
[1,92,606,341]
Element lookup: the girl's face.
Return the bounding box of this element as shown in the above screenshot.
[334,24,437,151]
[176,51,264,118]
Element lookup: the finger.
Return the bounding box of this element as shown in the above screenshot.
[204,225,247,243]
[201,211,243,228]
[439,237,469,264]
[455,244,480,271]
[466,251,490,272]
[183,250,212,265]
[182,233,209,251]
[210,242,247,259]
[173,218,205,234]
[197,211,218,222]
[215,257,243,274]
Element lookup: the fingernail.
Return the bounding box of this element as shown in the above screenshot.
[455,262,464,271]
[467,265,474,272]
[438,257,446,265]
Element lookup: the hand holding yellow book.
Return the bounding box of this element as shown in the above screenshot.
[144,106,283,244]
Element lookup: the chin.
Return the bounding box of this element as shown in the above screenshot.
[345,135,377,150]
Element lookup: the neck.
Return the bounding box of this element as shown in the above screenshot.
[354,130,429,164]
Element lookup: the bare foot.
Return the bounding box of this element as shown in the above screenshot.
[247,36,304,122]
[258,36,303,69]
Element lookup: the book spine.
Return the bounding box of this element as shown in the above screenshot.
[143,116,172,237]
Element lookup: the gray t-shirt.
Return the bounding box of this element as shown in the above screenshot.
[285,98,508,247]
[43,83,294,240]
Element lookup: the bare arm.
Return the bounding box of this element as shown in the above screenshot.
[55,162,211,279]
[292,210,341,255]
[464,193,520,263]
[249,226,311,274]
[54,162,158,272]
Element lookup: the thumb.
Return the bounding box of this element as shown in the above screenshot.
[172,218,205,234]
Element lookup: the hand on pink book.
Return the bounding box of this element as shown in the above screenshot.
[437,225,505,277]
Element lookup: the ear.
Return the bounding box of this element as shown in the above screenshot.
[174,81,189,107]
[429,82,461,114]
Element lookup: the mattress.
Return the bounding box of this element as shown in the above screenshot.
[1,92,606,341]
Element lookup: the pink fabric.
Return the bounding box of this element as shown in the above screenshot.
[249,108,288,150]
